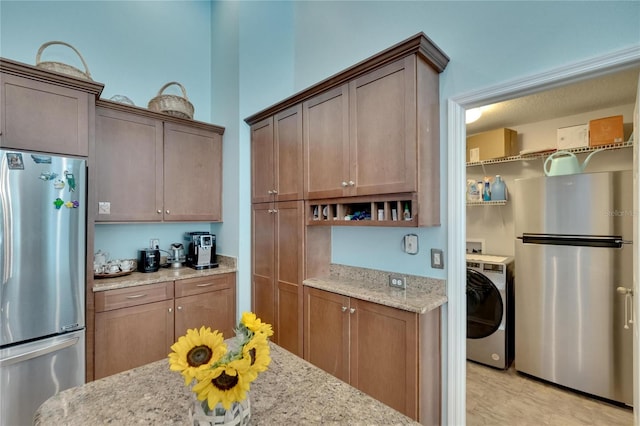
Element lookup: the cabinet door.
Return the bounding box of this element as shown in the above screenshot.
[349,56,417,196]
[164,122,222,221]
[1,73,90,156]
[303,287,350,382]
[274,105,303,201]
[252,203,275,328]
[95,107,163,221]
[251,117,275,203]
[174,274,236,338]
[94,299,174,379]
[349,298,418,419]
[274,201,304,356]
[303,85,350,199]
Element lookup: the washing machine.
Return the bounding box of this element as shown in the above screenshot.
[466,254,515,369]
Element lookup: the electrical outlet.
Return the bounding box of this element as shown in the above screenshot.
[431,248,444,269]
[388,274,406,289]
[150,238,159,249]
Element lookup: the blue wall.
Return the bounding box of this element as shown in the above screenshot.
[2,0,639,304]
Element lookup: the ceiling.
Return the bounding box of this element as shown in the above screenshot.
[466,66,640,135]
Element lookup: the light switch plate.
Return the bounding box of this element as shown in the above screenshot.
[431,248,444,269]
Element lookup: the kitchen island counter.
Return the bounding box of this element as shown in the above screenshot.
[34,343,418,425]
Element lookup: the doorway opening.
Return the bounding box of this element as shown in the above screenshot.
[446,46,640,425]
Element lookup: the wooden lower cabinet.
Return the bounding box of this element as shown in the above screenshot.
[94,273,236,380]
[303,286,441,425]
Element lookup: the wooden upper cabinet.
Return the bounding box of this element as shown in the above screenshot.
[94,100,224,222]
[251,105,303,203]
[350,56,417,196]
[0,59,103,156]
[164,122,222,221]
[303,85,350,199]
[95,107,163,221]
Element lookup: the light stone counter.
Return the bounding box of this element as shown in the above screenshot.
[34,343,418,425]
[92,255,237,292]
[304,264,447,314]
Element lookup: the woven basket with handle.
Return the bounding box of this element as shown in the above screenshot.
[35,41,92,81]
[148,82,194,120]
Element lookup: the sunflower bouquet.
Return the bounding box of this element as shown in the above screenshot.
[168,312,273,419]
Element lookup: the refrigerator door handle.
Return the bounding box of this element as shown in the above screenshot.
[0,336,79,367]
[520,233,628,248]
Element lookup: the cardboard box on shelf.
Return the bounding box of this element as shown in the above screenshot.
[466,128,518,162]
[557,124,589,150]
[589,115,624,147]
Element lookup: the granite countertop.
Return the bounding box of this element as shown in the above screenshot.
[92,255,237,292]
[304,264,447,314]
[34,343,418,425]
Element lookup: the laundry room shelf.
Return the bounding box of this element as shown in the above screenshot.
[466,200,507,206]
[466,140,633,167]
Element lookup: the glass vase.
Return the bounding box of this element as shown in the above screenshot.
[190,395,251,426]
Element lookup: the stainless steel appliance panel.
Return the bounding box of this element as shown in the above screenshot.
[514,170,633,239]
[515,240,633,404]
[0,150,86,346]
[0,330,85,425]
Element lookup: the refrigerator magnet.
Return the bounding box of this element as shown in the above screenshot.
[6,153,24,170]
[53,179,65,190]
[53,198,64,209]
[64,171,76,192]
[39,172,58,181]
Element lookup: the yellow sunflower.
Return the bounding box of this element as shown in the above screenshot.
[241,311,274,338]
[241,333,271,381]
[193,357,252,410]
[168,326,227,385]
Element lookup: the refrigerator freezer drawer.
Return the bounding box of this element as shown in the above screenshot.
[515,241,632,405]
[0,330,85,425]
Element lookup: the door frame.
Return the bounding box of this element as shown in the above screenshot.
[446,45,640,425]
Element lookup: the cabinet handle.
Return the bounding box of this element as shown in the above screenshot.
[157,210,162,214]
[126,294,146,299]
[341,181,348,187]
[349,308,356,314]
[168,308,173,313]
[341,306,347,312]
[165,210,170,215]
[348,181,355,187]
[196,283,214,287]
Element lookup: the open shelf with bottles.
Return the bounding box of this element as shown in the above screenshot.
[307,193,418,227]
[466,140,633,167]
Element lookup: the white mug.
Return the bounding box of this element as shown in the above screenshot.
[120,259,134,271]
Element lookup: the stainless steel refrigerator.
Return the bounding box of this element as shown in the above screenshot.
[0,149,86,425]
[514,170,633,406]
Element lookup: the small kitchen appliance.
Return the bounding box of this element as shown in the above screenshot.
[170,243,185,268]
[184,232,218,270]
[138,248,160,273]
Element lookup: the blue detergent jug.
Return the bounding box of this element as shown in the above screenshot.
[490,175,506,201]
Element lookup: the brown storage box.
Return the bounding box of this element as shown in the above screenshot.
[466,128,518,162]
[589,115,624,146]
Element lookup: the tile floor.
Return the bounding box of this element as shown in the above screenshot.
[466,361,633,425]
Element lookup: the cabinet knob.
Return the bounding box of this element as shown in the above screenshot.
[268,190,274,195]
[166,210,170,215]
[341,181,348,187]
[272,189,278,194]
[349,307,356,314]
[348,181,355,187]
[341,306,347,312]
[157,210,162,214]
[168,308,173,313]
[177,306,182,311]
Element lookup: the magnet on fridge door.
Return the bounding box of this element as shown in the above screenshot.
[39,171,58,181]
[64,171,76,192]
[53,198,64,209]
[53,179,65,190]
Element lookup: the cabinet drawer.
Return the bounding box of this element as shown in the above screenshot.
[175,273,234,298]
[95,281,174,312]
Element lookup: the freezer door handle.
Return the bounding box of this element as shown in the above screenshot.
[520,233,628,248]
[0,336,79,367]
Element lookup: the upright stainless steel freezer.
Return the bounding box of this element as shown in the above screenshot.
[0,149,86,425]
[514,170,633,406]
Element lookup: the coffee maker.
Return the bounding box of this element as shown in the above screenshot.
[138,248,160,273]
[184,232,218,270]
